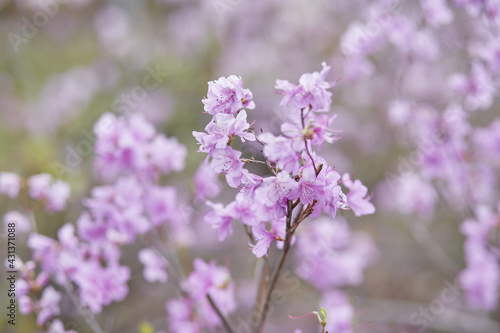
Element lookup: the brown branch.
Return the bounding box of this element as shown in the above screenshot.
[255,200,294,333]
[207,293,235,333]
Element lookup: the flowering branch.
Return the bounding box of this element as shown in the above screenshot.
[193,64,376,333]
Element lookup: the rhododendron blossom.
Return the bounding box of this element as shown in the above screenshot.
[5,3,500,332]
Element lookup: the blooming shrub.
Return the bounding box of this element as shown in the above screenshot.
[1,1,500,333]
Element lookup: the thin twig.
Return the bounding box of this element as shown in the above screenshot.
[253,259,269,318]
[242,158,267,165]
[245,225,255,243]
[255,200,294,333]
[300,109,319,175]
[207,293,235,333]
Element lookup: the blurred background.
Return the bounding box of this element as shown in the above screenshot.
[1,0,499,332]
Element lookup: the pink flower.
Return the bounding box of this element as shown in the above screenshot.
[28,173,52,200]
[203,75,255,115]
[210,147,245,188]
[295,217,377,289]
[3,211,31,234]
[459,246,499,311]
[73,262,130,314]
[264,171,299,203]
[250,224,276,258]
[459,206,500,311]
[26,174,71,213]
[239,170,263,197]
[342,173,375,217]
[149,135,187,175]
[449,62,495,111]
[204,201,234,241]
[318,165,346,218]
[205,110,255,148]
[138,248,168,283]
[46,180,71,212]
[48,319,77,333]
[297,163,324,205]
[27,233,59,274]
[18,295,32,315]
[0,172,21,198]
[226,192,260,227]
[145,186,177,226]
[36,286,61,325]
[166,297,201,333]
[194,163,221,202]
[182,258,236,326]
[94,112,186,181]
[259,133,301,174]
[421,0,454,27]
[310,114,341,148]
[275,62,335,112]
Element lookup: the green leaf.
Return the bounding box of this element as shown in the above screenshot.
[320,307,328,322]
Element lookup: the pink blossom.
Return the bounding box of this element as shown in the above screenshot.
[264,171,300,203]
[259,133,301,174]
[318,165,346,218]
[295,217,377,290]
[297,163,324,205]
[203,75,255,115]
[94,112,186,181]
[73,262,130,314]
[210,147,245,188]
[205,110,255,148]
[48,319,78,333]
[0,172,20,198]
[149,135,187,175]
[342,173,375,217]
[167,297,201,333]
[459,206,500,311]
[145,186,178,226]
[28,173,52,200]
[182,258,236,326]
[449,62,495,111]
[36,286,61,325]
[138,248,168,283]
[46,180,71,212]
[194,163,221,202]
[250,223,277,258]
[421,0,454,27]
[3,211,31,234]
[228,192,262,226]
[204,201,234,241]
[275,62,335,112]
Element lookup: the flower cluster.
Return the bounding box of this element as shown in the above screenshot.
[193,65,376,332]
[94,112,187,182]
[4,112,191,331]
[459,205,500,311]
[0,172,71,213]
[343,0,500,314]
[13,260,59,326]
[195,64,375,260]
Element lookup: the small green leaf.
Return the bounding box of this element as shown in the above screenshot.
[320,307,328,322]
[138,322,154,333]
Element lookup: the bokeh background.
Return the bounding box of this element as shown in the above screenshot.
[1,0,500,332]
